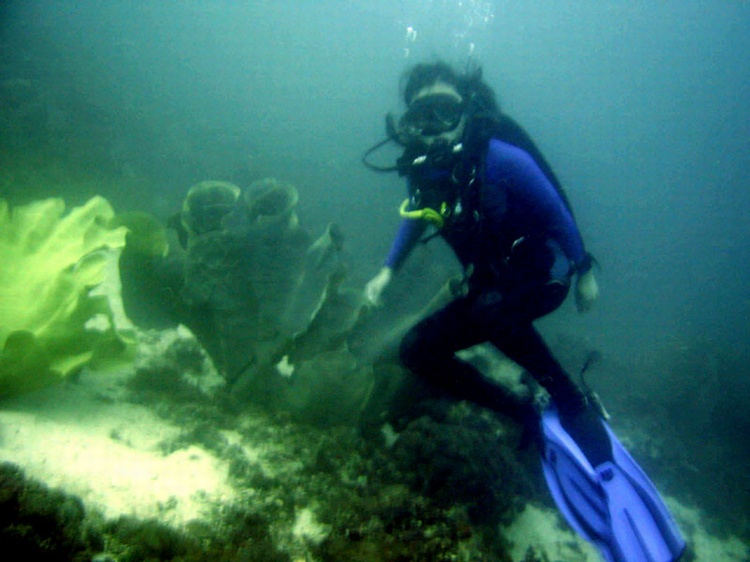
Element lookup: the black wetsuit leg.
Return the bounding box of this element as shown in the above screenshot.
[399,295,531,421]
[473,281,587,415]
[474,281,611,464]
[400,278,586,418]
[400,276,613,463]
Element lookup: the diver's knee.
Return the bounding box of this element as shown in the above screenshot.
[399,328,436,373]
[398,328,420,368]
[530,279,569,318]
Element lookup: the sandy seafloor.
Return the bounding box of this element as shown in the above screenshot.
[1,330,748,561]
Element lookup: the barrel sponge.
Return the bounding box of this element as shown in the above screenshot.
[0,196,127,398]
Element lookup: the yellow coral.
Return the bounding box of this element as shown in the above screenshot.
[0,196,127,398]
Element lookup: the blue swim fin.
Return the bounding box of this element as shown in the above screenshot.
[540,406,686,562]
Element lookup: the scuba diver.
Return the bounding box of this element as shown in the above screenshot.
[363,61,685,562]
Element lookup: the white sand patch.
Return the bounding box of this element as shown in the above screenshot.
[0,367,238,528]
[292,506,330,545]
[668,497,750,561]
[502,503,600,562]
[503,498,749,562]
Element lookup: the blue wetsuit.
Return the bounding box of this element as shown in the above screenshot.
[387,138,591,417]
[387,139,588,280]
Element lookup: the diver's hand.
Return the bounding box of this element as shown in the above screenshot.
[575,269,599,313]
[364,267,393,307]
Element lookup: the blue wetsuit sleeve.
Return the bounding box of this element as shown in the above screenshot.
[486,140,588,271]
[384,218,427,270]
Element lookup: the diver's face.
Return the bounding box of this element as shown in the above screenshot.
[403,81,466,147]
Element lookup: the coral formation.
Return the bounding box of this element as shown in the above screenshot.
[179,179,241,243]
[119,178,369,424]
[0,197,127,398]
[175,178,310,387]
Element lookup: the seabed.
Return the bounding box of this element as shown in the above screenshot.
[1,326,747,561]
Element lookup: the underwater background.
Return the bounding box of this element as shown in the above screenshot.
[1,1,749,561]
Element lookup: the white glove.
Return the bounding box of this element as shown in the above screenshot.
[364,267,393,307]
[575,268,599,313]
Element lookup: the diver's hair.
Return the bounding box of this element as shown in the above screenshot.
[400,60,499,114]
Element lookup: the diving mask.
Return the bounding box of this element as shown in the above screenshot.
[362,93,465,173]
[399,93,465,139]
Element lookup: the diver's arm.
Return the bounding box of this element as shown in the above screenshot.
[365,266,393,306]
[574,267,599,312]
[489,140,599,311]
[516,167,599,312]
[520,171,599,312]
[384,218,427,270]
[365,218,426,306]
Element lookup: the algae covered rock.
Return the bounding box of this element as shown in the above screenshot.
[273,265,375,427]
[0,462,94,559]
[0,196,127,398]
[280,348,373,427]
[392,411,530,525]
[113,210,183,330]
[285,265,367,364]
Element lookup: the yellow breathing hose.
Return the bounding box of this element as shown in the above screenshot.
[399,199,447,229]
